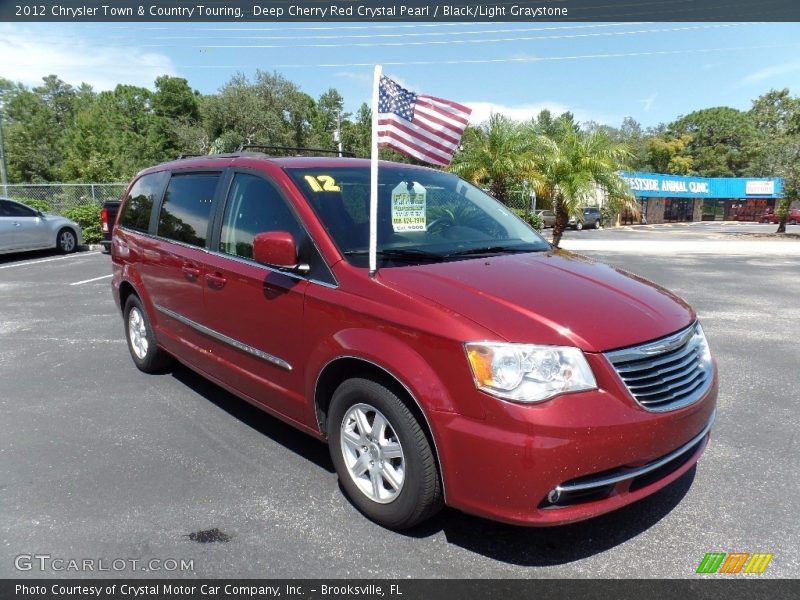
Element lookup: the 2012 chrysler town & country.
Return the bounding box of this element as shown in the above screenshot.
[111,152,717,529]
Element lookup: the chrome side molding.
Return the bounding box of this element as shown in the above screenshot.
[155,304,292,371]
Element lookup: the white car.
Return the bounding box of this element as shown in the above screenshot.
[0,198,82,255]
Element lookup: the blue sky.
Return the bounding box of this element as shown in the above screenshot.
[2,20,799,128]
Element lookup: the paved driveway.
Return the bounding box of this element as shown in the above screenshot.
[1,231,798,578]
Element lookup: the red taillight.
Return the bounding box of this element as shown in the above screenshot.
[101,207,109,232]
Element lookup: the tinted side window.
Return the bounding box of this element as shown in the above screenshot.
[220,173,304,259]
[157,174,219,247]
[219,172,335,284]
[119,171,169,233]
[1,201,36,217]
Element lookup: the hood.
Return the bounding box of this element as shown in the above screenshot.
[377,250,694,353]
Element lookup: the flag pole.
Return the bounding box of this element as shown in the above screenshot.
[368,64,382,277]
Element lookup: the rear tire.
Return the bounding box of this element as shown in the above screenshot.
[56,228,77,254]
[328,378,442,529]
[123,295,171,373]
[594,219,601,229]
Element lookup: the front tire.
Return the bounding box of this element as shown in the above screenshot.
[328,378,442,529]
[57,228,77,253]
[123,295,171,373]
[576,222,583,231]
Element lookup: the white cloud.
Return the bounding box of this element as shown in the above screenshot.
[0,25,176,90]
[741,62,800,85]
[334,71,372,86]
[463,101,616,127]
[465,101,570,124]
[639,93,657,112]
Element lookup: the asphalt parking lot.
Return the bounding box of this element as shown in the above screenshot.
[1,224,799,579]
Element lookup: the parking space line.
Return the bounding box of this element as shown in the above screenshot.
[0,252,101,270]
[70,274,113,286]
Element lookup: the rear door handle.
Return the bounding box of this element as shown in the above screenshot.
[181,264,201,280]
[205,272,227,290]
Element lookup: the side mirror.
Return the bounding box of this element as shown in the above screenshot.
[253,231,309,274]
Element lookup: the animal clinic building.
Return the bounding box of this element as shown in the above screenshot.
[620,172,784,223]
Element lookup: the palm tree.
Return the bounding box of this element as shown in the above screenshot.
[533,117,634,247]
[449,114,538,204]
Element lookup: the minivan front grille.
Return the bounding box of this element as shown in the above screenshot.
[605,323,713,412]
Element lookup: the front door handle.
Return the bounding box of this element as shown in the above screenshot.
[205,272,227,290]
[181,264,201,280]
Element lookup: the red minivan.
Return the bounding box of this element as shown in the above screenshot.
[111,153,717,529]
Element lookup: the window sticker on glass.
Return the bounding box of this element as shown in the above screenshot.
[391,181,427,232]
[304,175,341,192]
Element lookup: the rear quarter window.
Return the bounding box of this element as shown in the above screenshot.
[118,172,169,233]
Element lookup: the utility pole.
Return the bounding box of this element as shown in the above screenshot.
[334,109,343,157]
[525,181,536,214]
[0,110,8,196]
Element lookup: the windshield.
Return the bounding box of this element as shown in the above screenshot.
[286,166,550,267]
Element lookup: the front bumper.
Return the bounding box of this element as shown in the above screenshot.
[430,354,718,526]
[544,410,713,507]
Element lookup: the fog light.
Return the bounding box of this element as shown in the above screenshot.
[547,489,561,504]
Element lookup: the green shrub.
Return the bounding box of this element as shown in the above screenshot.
[14,197,54,214]
[63,204,102,244]
[513,209,543,231]
[601,206,618,227]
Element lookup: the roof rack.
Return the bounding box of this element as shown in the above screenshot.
[177,153,203,160]
[237,144,356,158]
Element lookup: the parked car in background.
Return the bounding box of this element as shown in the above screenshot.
[760,208,800,224]
[536,209,556,228]
[112,152,717,530]
[0,197,82,255]
[568,206,602,230]
[100,199,121,252]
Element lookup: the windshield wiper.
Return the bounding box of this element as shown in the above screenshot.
[344,248,444,262]
[444,244,541,257]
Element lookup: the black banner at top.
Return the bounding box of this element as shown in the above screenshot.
[1,0,800,22]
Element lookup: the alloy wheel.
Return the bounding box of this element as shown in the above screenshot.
[340,403,405,504]
[60,231,76,252]
[128,306,149,360]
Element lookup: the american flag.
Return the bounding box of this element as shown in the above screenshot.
[377,75,472,166]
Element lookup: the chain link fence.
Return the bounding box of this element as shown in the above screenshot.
[1,183,127,214]
[505,190,533,213]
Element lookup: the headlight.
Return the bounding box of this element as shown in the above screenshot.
[694,323,712,366]
[465,342,597,402]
